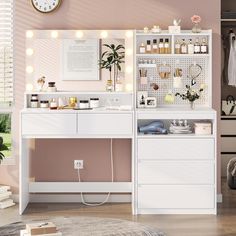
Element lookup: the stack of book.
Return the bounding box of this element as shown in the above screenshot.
[0,185,15,209]
[20,222,62,236]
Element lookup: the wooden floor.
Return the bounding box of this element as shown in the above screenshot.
[1,179,236,236]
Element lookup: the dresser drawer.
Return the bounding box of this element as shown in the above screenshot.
[138,161,214,184]
[138,185,215,209]
[77,113,133,135]
[221,120,236,135]
[221,137,236,152]
[137,138,214,160]
[21,114,77,135]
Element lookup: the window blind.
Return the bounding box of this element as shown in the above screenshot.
[0,0,13,107]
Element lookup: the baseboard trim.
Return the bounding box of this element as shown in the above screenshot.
[29,193,132,203]
[217,193,223,203]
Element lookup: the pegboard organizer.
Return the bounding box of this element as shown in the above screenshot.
[135,30,212,108]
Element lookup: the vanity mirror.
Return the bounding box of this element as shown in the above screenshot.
[25,30,134,92]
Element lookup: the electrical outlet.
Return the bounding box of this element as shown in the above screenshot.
[74,160,83,169]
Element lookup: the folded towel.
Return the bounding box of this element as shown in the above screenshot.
[227,157,236,176]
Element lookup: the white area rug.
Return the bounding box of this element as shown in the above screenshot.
[0,216,166,236]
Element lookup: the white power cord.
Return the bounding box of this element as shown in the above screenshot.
[77,139,114,206]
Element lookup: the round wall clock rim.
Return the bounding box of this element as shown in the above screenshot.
[30,0,62,13]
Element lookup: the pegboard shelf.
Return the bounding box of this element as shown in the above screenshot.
[135,30,212,108]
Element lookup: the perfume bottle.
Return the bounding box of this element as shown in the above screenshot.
[201,38,208,54]
[152,39,158,53]
[139,43,146,54]
[194,38,201,54]
[175,39,181,54]
[106,79,113,92]
[188,39,194,54]
[180,39,187,54]
[159,38,164,54]
[164,38,170,54]
[146,40,152,53]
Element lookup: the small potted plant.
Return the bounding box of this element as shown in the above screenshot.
[99,44,125,92]
[175,84,205,109]
[191,15,202,33]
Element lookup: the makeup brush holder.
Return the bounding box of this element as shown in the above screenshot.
[140,76,148,85]
[157,63,171,79]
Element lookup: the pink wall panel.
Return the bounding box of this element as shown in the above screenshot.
[0,0,221,194]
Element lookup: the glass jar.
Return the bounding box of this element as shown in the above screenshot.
[47,82,57,92]
[40,100,49,108]
[79,100,89,109]
[30,99,38,108]
[90,98,100,108]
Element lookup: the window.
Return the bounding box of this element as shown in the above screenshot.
[0,0,13,164]
[0,0,13,108]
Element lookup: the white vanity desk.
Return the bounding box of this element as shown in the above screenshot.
[20,29,217,215]
[20,95,134,214]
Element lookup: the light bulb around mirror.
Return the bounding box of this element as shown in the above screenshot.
[100,31,108,38]
[126,48,133,56]
[125,66,133,74]
[125,30,133,38]
[26,66,34,74]
[26,31,34,38]
[26,83,34,91]
[26,48,34,56]
[76,31,84,38]
[125,83,133,92]
[51,31,59,38]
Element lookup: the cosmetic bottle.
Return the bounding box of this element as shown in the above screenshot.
[139,43,146,54]
[152,39,158,54]
[200,38,208,54]
[194,38,201,54]
[175,39,181,54]
[164,39,170,54]
[188,39,194,54]
[146,40,152,53]
[180,39,187,54]
[159,39,164,54]
[50,98,58,110]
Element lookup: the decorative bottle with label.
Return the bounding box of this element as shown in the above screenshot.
[164,38,170,54]
[146,40,152,53]
[194,38,201,54]
[139,43,146,54]
[200,38,208,54]
[152,39,158,53]
[175,39,181,54]
[159,39,164,54]
[188,39,194,54]
[180,39,188,54]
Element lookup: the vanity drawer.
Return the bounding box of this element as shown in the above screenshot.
[138,185,215,209]
[137,138,214,160]
[221,137,236,152]
[77,113,132,135]
[221,119,236,135]
[21,114,77,135]
[138,161,214,184]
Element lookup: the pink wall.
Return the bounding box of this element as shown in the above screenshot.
[0,0,221,194]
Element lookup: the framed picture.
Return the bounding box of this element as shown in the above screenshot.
[61,39,100,81]
[137,91,148,108]
[145,97,157,108]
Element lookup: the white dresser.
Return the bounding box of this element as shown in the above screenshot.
[134,109,217,214]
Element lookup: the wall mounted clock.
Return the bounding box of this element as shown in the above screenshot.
[31,0,62,13]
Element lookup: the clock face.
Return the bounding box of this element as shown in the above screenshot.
[31,0,61,13]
